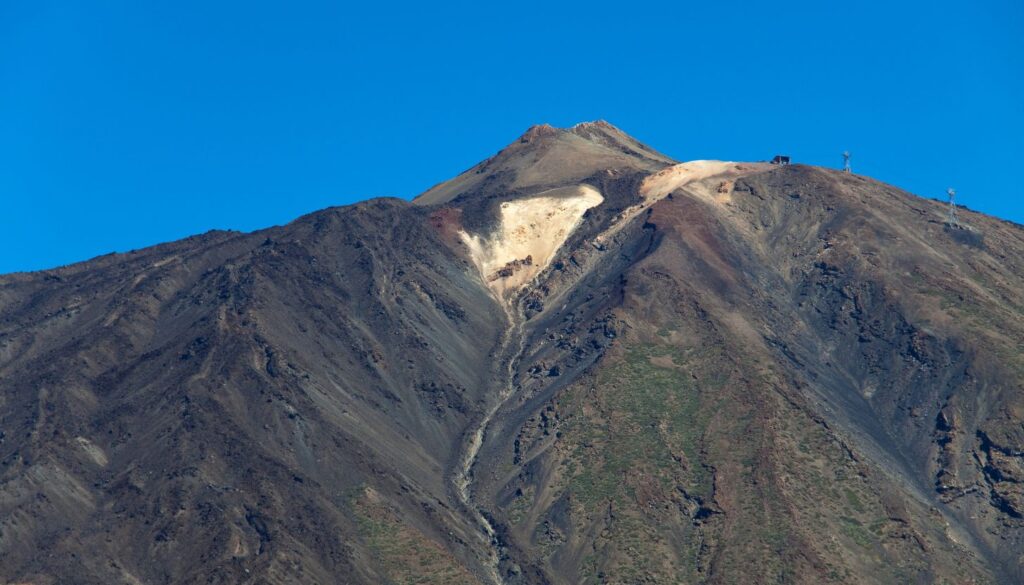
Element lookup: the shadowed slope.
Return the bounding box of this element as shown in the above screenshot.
[0,200,506,583]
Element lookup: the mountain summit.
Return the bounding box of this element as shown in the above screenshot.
[2,123,1023,584]
[414,121,674,206]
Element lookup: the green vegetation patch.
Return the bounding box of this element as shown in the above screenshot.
[553,343,726,583]
[508,484,535,525]
[564,345,714,509]
[350,487,477,585]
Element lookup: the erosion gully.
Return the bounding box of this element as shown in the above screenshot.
[453,297,527,585]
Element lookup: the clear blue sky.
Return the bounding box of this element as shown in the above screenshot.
[2,1,1021,273]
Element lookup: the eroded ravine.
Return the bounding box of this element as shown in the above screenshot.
[451,188,603,583]
[453,298,526,585]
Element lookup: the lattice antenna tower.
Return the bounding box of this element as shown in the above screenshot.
[946,187,960,228]
[842,151,851,173]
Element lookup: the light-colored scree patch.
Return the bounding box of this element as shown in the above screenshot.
[460,185,604,299]
[74,436,109,467]
[638,160,741,200]
[597,161,768,244]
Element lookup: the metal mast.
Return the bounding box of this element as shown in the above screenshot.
[842,151,851,173]
[946,187,960,228]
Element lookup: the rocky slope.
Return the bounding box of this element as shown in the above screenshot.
[1,122,1022,584]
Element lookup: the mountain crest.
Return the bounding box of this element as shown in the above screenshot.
[516,123,559,143]
[413,121,675,205]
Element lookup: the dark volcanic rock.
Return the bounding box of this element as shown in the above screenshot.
[1,123,1023,584]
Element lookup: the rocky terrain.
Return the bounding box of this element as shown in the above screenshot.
[1,121,1022,584]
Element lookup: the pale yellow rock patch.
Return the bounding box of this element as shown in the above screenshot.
[459,185,604,299]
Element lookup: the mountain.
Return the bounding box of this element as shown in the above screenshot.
[2,122,1023,585]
